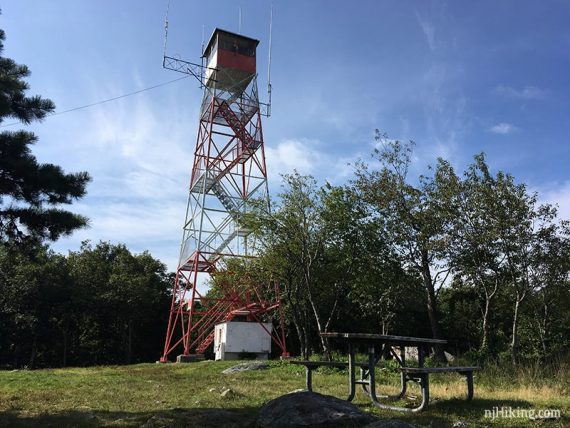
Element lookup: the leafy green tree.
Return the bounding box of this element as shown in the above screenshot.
[247,172,417,359]
[354,132,453,360]
[440,155,509,357]
[482,170,558,364]
[320,184,420,340]
[67,241,171,365]
[439,153,568,362]
[247,173,325,358]
[0,243,72,368]
[523,217,570,360]
[0,28,90,243]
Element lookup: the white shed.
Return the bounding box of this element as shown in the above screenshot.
[214,321,272,361]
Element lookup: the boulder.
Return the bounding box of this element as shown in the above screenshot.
[223,361,269,374]
[403,347,454,363]
[256,391,377,428]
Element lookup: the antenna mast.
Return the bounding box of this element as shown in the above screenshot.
[267,4,273,117]
[238,7,242,34]
[163,0,171,58]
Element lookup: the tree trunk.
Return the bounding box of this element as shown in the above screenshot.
[511,297,521,365]
[290,308,308,359]
[307,295,331,360]
[62,326,68,367]
[14,344,21,368]
[480,297,491,357]
[284,277,309,359]
[127,320,133,364]
[304,264,332,360]
[420,250,446,361]
[29,335,37,369]
[541,300,548,358]
[301,323,310,359]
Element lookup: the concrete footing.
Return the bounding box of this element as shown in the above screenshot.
[176,354,204,363]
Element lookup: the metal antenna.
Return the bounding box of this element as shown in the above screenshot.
[201,25,205,56]
[201,25,205,84]
[238,7,242,34]
[267,3,273,117]
[163,0,171,59]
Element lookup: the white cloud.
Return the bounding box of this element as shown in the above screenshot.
[46,79,199,272]
[90,98,194,178]
[415,62,466,167]
[490,122,518,135]
[540,181,570,222]
[265,138,323,181]
[52,197,186,271]
[415,11,436,52]
[264,137,359,188]
[494,85,545,100]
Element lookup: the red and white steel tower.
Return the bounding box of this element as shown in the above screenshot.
[160,28,288,362]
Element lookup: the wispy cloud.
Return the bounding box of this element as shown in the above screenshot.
[61,198,186,270]
[417,62,467,167]
[540,181,570,222]
[415,10,436,52]
[265,137,358,188]
[265,138,325,182]
[494,85,546,100]
[48,80,198,271]
[489,122,518,135]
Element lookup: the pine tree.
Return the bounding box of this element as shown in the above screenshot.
[0,28,90,243]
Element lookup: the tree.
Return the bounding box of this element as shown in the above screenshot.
[248,174,371,358]
[0,28,90,243]
[441,154,507,357]
[529,221,570,359]
[321,184,420,341]
[0,243,72,368]
[442,154,567,362]
[354,132,453,360]
[484,169,557,364]
[247,173,326,358]
[67,241,171,365]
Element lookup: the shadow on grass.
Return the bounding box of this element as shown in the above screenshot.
[413,397,567,427]
[0,406,258,428]
[431,397,532,413]
[361,397,556,427]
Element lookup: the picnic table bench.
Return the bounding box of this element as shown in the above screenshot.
[290,332,480,412]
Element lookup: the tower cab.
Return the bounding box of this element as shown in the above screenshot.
[203,28,259,92]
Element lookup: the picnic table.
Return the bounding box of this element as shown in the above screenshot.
[291,332,479,412]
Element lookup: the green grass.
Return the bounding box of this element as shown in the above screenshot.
[0,360,568,427]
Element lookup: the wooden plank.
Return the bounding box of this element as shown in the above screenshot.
[320,332,447,346]
[290,360,370,368]
[400,366,480,373]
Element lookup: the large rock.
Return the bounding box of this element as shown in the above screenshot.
[223,361,269,374]
[256,391,377,428]
[402,347,454,363]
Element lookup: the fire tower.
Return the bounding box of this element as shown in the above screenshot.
[160,28,288,362]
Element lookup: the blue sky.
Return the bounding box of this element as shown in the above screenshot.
[2,1,570,271]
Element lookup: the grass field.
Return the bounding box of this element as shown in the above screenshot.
[0,359,568,427]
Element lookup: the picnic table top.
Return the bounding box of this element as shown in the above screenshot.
[320,332,447,346]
